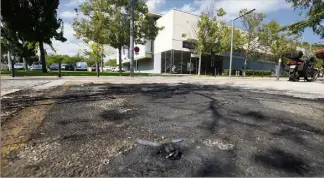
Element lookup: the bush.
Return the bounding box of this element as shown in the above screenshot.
[223,69,272,76]
[223,69,237,75]
[245,70,271,76]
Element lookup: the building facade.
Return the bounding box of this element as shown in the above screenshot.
[117,9,277,74]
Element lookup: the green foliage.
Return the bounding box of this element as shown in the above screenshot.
[1,0,66,72]
[218,24,245,55]
[105,59,118,67]
[197,14,219,54]
[1,23,37,69]
[260,20,299,64]
[245,70,272,76]
[284,0,324,39]
[239,9,266,75]
[223,69,272,76]
[73,0,163,74]
[46,54,87,66]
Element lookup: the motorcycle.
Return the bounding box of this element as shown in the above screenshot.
[285,51,318,82]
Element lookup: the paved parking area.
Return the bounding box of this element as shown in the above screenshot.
[1,80,324,176]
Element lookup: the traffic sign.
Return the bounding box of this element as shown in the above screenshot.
[134,46,140,53]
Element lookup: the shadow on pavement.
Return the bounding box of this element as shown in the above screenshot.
[254,148,313,176]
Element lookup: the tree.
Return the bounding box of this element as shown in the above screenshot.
[197,15,218,76]
[216,9,245,55]
[46,54,64,66]
[196,6,224,76]
[1,0,66,72]
[284,0,324,39]
[1,23,37,70]
[105,59,118,67]
[73,1,109,76]
[239,9,266,76]
[260,20,299,64]
[73,0,163,75]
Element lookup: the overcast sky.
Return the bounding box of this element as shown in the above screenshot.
[48,0,323,57]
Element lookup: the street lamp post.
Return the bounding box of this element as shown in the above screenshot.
[130,0,135,77]
[229,9,255,77]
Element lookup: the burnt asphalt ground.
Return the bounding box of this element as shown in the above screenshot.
[1,83,324,176]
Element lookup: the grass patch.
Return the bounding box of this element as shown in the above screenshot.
[0,70,149,77]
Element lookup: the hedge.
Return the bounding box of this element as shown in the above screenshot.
[223,69,272,76]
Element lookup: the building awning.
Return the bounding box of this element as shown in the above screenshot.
[146,12,162,20]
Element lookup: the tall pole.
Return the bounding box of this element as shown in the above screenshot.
[7,51,11,71]
[129,0,135,77]
[228,9,255,78]
[229,19,234,77]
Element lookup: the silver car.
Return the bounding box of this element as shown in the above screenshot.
[30,62,42,70]
[75,62,88,71]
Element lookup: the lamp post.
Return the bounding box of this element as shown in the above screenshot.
[229,9,255,77]
[130,0,135,77]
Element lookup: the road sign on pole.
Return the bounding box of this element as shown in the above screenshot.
[134,46,139,53]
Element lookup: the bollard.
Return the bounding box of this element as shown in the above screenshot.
[58,62,61,78]
[214,68,216,77]
[11,59,15,77]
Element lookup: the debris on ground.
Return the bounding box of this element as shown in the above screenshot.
[136,138,184,160]
[203,139,235,151]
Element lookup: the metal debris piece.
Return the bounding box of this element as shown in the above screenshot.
[136,138,184,160]
[136,139,161,147]
[172,138,184,143]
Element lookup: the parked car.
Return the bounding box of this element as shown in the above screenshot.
[91,64,97,71]
[14,63,24,70]
[75,62,88,71]
[49,63,60,70]
[61,64,67,70]
[30,62,42,70]
[64,64,75,71]
[112,67,124,72]
[103,66,111,71]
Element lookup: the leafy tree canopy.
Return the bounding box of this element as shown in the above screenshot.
[1,0,67,72]
[105,59,118,67]
[284,0,324,39]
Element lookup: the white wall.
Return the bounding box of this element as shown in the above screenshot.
[171,10,199,52]
[153,52,162,73]
[154,10,174,54]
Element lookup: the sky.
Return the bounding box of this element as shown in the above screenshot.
[49,0,323,57]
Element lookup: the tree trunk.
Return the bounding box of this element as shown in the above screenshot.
[101,51,104,73]
[96,61,100,77]
[198,53,201,76]
[23,57,28,70]
[118,47,122,76]
[39,41,47,73]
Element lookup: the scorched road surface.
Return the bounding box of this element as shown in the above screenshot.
[1,83,324,176]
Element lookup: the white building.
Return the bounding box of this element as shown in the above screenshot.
[117,9,277,74]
